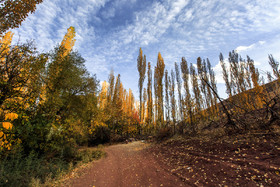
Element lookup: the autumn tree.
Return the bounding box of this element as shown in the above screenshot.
[112,74,121,107]
[0,0,43,34]
[154,66,158,124]
[169,70,176,133]
[220,53,232,97]
[247,56,265,110]
[44,26,77,118]
[164,70,170,122]
[268,54,280,79]
[244,58,252,89]
[175,62,183,120]
[143,88,147,123]
[191,62,202,113]
[107,70,115,106]
[228,51,247,94]
[154,52,165,126]
[0,32,46,106]
[0,32,47,152]
[207,58,218,110]
[146,62,153,125]
[137,48,146,123]
[197,57,207,109]
[181,57,191,122]
[98,81,109,109]
[247,56,259,88]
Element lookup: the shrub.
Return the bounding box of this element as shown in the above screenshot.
[0,147,105,186]
[155,127,172,142]
[88,125,110,145]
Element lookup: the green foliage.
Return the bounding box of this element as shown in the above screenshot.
[76,148,105,163]
[0,147,105,186]
[0,150,69,186]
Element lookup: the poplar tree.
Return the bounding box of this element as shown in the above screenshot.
[164,70,170,122]
[229,51,239,95]
[112,74,121,106]
[197,57,207,109]
[175,62,183,120]
[181,57,192,127]
[220,53,232,97]
[154,66,158,124]
[170,70,176,125]
[128,89,134,117]
[98,81,108,109]
[244,60,252,89]
[143,88,147,123]
[155,52,165,126]
[107,70,115,105]
[268,54,280,79]
[191,62,202,112]
[137,48,146,123]
[147,62,153,125]
[207,59,217,107]
[247,56,259,88]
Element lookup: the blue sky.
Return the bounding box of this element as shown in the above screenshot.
[11,0,280,99]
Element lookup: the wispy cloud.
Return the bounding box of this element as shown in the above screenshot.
[10,0,280,97]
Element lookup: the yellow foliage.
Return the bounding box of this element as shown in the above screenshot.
[0,31,14,63]
[98,81,109,109]
[94,121,107,128]
[60,26,76,57]
[2,122,13,130]
[39,84,47,104]
[5,113,18,121]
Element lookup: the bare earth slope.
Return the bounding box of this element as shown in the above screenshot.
[150,133,280,186]
[63,141,186,187]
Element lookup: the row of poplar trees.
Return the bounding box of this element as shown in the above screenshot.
[137,48,280,134]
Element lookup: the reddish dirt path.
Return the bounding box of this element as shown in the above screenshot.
[63,141,186,187]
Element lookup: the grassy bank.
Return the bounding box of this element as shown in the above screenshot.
[0,146,105,187]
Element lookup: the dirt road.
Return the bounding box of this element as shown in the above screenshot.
[63,141,186,187]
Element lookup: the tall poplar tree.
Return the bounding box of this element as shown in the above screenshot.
[197,57,207,109]
[170,70,176,124]
[107,70,115,105]
[191,62,201,112]
[164,70,170,122]
[147,62,153,125]
[181,57,191,121]
[155,52,165,126]
[175,62,183,120]
[143,88,147,123]
[268,54,280,79]
[207,59,217,107]
[154,66,158,124]
[137,48,146,123]
[220,53,232,97]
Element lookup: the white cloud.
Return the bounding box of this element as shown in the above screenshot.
[235,41,266,53]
